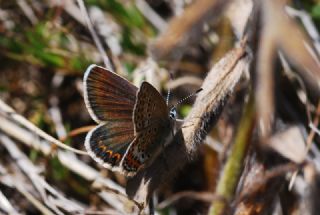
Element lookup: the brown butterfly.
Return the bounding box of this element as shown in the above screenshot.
[83,65,176,176]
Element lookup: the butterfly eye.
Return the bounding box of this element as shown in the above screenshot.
[169,107,177,120]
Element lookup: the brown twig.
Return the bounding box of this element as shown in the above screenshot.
[76,0,113,70]
[59,125,95,142]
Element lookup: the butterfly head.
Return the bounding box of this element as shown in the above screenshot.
[168,88,203,121]
[169,107,177,120]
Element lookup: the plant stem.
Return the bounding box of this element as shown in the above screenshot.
[209,94,256,215]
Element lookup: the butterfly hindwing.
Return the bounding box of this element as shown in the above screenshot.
[85,121,135,170]
[122,123,171,174]
[83,64,138,123]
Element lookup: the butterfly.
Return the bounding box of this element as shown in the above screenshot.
[83,64,176,176]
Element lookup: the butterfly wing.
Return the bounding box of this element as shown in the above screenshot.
[83,65,137,170]
[85,121,134,170]
[122,82,172,174]
[132,82,169,133]
[83,64,138,123]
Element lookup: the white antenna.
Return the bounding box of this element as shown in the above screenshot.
[174,88,203,108]
[166,88,171,106]
[166,72,174,106]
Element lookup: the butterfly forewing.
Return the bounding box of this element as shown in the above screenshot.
[84,65,138,123]
[132,82,169,132]
[122,82,172,174]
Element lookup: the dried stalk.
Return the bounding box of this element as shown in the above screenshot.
[76,0,112,70]
[17,0,38,25]
[0,99,87,155]
[0,134,84,214]
[0,115,141,212]
[135,0,167,32]
[209,94,255,215]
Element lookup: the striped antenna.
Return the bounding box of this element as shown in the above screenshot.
[166,72,174,105]
[174,88,203,107]
[166,88,171,106]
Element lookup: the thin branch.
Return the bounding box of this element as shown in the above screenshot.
[76,0,112,70]
[135,0,167,32]
[17,0,38,25]
[0,99,87,155]
[59,125,95,142]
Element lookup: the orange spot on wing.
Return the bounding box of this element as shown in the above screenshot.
[100,145,107,151]
[113,153,121,162]
[105,150,113,157]
[125,155,141,169]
